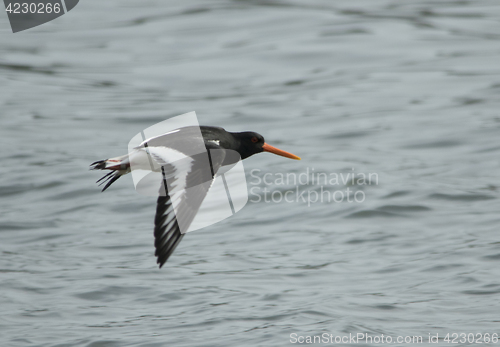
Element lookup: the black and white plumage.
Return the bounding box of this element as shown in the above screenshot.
[151,142,227,267]
[91,126,300,268]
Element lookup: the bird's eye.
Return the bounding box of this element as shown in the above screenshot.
[251,137,259,143]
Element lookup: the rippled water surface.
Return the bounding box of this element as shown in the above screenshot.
[1,1,500,346]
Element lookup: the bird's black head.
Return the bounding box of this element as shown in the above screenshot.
[233,131,301,161]
[235,131,266,159]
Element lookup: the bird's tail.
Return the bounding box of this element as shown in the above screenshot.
[90,154,130,192]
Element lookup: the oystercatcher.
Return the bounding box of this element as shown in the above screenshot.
[91,126,300,268]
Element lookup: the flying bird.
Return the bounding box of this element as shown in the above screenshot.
[91,126,300,268]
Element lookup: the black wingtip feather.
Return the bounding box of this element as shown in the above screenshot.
[154,195,186,268]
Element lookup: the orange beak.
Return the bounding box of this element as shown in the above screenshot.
[262,143,301,160]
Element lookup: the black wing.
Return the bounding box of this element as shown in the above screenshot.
[152,143,227,268]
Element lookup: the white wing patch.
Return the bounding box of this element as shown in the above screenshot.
[146,146,194,196]
[147,146,190,166]
[138,129,180,147]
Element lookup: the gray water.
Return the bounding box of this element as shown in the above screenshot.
[1,1,500,346]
